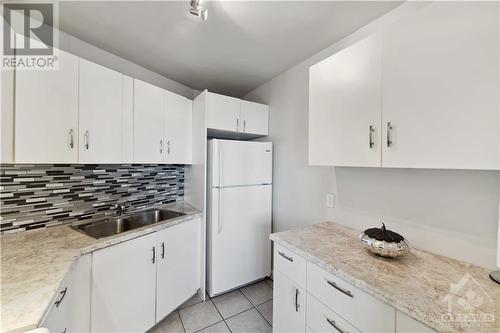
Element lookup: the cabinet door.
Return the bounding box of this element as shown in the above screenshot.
[382,2,499,169]
[15,49,78,163]
[156,219,200,321]
[164,90,192,164]
[122,76,134,163]
[91,233,157,333]
[79,59,123,163]
[207,92,241,132]
[133,79,164,163]
[396,311,437,333]
[240,100,269,136]
[273,271,306,333]
[309,34,382,167]
[43,255,91,333]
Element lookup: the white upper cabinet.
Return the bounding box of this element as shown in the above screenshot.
[207,92,241,132]
[164,90,192,164]
[308,2,499,170]
[79,59,124,163]
[121,76,134,163]
[206,92,269,137]
[133,79,165,163]
[382,1,499,170]
[240,100,269,136]
[15,48,79,163]
[309,34,382,167]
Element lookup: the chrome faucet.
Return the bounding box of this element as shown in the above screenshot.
[113,204,126,215]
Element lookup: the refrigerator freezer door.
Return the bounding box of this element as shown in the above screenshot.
[210,140,272,187]
[207,185,272,296]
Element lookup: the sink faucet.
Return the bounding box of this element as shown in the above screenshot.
[114,204,126,215]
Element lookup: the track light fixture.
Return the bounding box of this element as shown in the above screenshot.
[190,0,207,21]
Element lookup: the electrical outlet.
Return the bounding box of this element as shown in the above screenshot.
[326,193,335,208]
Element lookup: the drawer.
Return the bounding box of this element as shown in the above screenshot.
[307,262,395,332]
[274,243,306,289]
[307,294,361,333]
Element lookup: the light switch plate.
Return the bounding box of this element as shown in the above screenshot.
[326,193,335,208]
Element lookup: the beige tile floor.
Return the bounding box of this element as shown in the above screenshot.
[149,278,273,333]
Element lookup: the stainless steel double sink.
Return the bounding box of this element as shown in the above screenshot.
[71,209,186,239]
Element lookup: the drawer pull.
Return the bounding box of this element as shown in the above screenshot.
[295,288,300,312]
[327,280,353,298]
[278,251,294,262]
[54,287,67,307]
[326,318,348,333]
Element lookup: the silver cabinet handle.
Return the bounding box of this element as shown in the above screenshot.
[326,318,348,333]
[161,242,165,259]
[295,288,300,312]
[386,122,393,147]
[167,140,171,154]
[327,280,353,298]
[243,120,246,133]
[278,251,294,262]
[68,129,74,149]
[236,118,239,132]
[369,125,374,149]
[54,287,67,307]
[84,130,90,150]
[160,139,163,154]
[152,247,156,264]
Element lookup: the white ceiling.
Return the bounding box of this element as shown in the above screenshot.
[59,1,400,97]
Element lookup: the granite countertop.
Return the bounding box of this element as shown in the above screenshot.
[270,222,499,333]
[1,201,201,333]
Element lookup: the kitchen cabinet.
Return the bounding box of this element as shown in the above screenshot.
[121,76,134,163]
[207,92,241,132]
[42,255,91,333]
[79,59,126,163]
[382,1,499,170]
[91,233,157,333]
[15,48,79,163]
[156,218,200,320]
[91,218,201,332]
[206,92,269,138]
[308,2,499,170]
[133,79,165,163]
[164,90,192,164]
[273,243,400,333]
[240,100,269,136]
[309,34,382,167]
[273,271,306,333]
[396,310,437,333]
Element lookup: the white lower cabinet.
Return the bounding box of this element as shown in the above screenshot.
[42,255,91,333]
[156,218,200,320]
[307,294,361,333]
[91,233,157,333]
[273,270,306,333]
[396,311,437,333]
[90,219,200,333]
[273,243,438,333]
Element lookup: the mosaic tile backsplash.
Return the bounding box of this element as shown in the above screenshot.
[0,164,185,234]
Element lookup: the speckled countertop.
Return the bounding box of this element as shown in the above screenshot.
[270,222,499,333]
[1,201,201,333]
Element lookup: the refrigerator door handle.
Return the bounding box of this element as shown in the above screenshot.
[218,189,223,234]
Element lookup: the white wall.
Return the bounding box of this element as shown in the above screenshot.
[245,2,500,269]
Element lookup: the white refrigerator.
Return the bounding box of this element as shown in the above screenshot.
[207,139,272,297]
